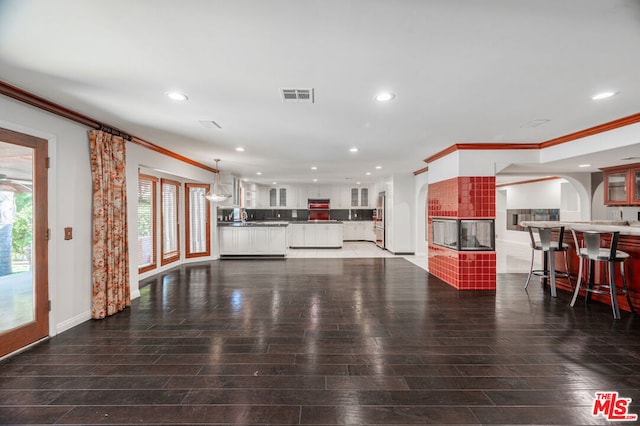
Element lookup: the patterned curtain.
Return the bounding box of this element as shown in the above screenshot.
[89,130,130,319]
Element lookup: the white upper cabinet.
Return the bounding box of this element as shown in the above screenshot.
[253,183,372,209]
[265,186,293,208]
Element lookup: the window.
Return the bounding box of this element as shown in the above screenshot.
[138,174,157,272]
[360,188,369,207]
[161,178,180,265]
[351,188,359,207]
[279,188,287,207]
[185,183,210,258]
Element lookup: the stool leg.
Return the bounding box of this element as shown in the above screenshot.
[549,250,557,298]
[570,256,583,307]
[586,260,595,303]
[525,248,535,289]
[620,261,635,314]
[608,260,621,320]
[563,250,573,289]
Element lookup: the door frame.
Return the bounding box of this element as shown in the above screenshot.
[0,127,48,357]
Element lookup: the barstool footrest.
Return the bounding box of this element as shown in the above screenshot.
[530,269,571,279]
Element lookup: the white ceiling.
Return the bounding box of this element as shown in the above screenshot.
[1,0,640,185]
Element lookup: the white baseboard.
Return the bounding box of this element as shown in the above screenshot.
[55,310,91,335]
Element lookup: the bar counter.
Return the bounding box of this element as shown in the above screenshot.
[520,220,640,312]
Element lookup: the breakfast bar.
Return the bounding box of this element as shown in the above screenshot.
[520,220,640,313]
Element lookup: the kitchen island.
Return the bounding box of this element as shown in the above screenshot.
[520,220,640,312]
[288,221,343,248]
[218,221,288,257]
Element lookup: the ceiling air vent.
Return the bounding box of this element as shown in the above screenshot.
[199,120,222,129]
[281,88,314,103]
[520,119,551,128]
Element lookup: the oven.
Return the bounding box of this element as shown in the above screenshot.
[308,198,330,220]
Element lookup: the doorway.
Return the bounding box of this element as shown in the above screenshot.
[0,128,48,357]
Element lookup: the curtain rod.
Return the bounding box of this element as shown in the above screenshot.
[98,125,132,141]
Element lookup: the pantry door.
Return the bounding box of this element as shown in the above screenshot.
[0,128,48,358]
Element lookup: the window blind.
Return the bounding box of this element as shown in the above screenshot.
[161,179,179,262]
[137,175,156,270]
[186,184,209,256]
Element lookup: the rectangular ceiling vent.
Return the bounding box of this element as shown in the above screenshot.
[520,119,551,128]
[281,88,314,103]
[199,120,222,129]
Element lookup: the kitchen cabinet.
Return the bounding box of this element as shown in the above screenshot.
[288,223,343,248]
[255,184,372,208]
[242,182,257,208]
[343,221,375,241]
[349,186,371,208]
[262,186,295,208]
[219,225,287,256]
[602,164,640,205]
[363,221,375,241]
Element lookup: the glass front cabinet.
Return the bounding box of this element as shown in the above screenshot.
[602,163,640,205]
[432,218,495,251]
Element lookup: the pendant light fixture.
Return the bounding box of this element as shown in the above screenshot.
[205,159,232,202]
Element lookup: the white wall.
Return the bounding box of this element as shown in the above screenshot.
[497,178,582,246]
[592,182,607,220]
[414,172,428,257]
[388,173,415,254]
[1,95,218,338]
[505,179,562,209]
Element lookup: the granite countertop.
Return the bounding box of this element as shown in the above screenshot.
[288,220,344,224]
[218,221,289,227]
[520,220,640,236]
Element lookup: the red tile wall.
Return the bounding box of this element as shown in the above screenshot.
[428,176,496,290]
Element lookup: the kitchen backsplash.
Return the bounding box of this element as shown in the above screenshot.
[217,208,374,222]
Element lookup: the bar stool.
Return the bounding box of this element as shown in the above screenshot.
[570,229,635,319]
[525,226,572,298]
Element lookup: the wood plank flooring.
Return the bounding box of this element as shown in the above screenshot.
[1,257,639,425]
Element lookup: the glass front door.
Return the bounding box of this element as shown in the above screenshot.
[0,128,48,358]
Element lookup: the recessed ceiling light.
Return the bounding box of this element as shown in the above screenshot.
[235,147,245,152]
[272,182,277,185]
[313,178,318,182]
[365,172,371,176]
[591,91,618,101]
[166,91,188,101]
[578,164,591,168]
[256,172,262,175]
[375,92,395,102]
[356,181,361,185]
[375,166,382,169]
[311,166,317,170]
[350,147,359,153]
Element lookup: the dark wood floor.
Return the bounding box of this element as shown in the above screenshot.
[1,258,639,425]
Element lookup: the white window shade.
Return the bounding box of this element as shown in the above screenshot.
[137,175,156,269]
[187,184,209,256]
[161,179,180,263]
